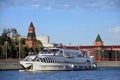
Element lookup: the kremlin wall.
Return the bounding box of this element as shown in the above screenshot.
[25,22,120,61]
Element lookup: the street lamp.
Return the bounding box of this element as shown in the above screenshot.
[5,41,7,60]
[19,37,21,59]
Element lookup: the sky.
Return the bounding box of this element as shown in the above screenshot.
[0,0,120,46]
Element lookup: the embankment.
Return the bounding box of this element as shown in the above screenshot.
[96,61,120,68]
[0,59,23,70]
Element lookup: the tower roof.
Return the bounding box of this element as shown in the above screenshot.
[29,22,34,28]
[95,34,103,42]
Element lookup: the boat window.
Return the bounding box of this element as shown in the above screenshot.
[44,57,49,63]
[51,57,55,63]
[47,57,50,63]
[52,49,59,52]
[42,49,48,54]
[63,51,72,58]
[39,58,43,62]
[41,49,59,54]
[48,58,51,63]
[42,58,46,63]
[63,50,83,58]
[77,54,83,57]
[59,50,63,56]
[36,58,40,61]
[49,57,52,63]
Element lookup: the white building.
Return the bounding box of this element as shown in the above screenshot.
[20,36,54,47]
[36,36,54,47]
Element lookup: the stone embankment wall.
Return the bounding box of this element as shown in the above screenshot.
[96,61,120,68]
[0,59,23,70]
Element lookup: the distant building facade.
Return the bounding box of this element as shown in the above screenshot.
[36,36,49,44]
[57,34,120,61]
[24,22,120,61]
[36,36,54,47]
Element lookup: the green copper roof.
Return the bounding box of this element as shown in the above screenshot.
[95,34,103,42]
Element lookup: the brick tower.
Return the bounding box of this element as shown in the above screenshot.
[94,34,104,46]
[26,22,37,48]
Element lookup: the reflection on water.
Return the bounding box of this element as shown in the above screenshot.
[0,68,120,80]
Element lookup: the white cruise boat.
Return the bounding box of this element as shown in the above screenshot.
[20,48,97,71]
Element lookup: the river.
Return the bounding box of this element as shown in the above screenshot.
[0,68,120,80]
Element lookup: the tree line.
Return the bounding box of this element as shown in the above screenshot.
[0,28,43,59]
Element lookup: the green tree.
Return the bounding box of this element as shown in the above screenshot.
[20,38,26,45]
[0,45,6,59]
[37,40,43,51]
[0,45,3,58]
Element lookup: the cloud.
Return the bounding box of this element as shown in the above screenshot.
[46,6,53,11]
[0,0,120,10]
[108,26,120,33]
[32,4,40,8]
[60,4,70,8]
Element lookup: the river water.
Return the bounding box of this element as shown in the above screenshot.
[0,68,120,80]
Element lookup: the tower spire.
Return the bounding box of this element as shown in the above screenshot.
[94,34,104,46]
[95,34,103,42]
[30,22,34,27]
[26,22,37,48]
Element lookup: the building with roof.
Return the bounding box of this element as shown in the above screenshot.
[36,36,54,47]
[26,22,37,48]
[24,22,120,61]
[57,34,120,61]
[94,34,104,46]
[25,22,54,48]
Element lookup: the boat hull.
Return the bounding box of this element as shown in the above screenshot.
[20,61,97,71]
